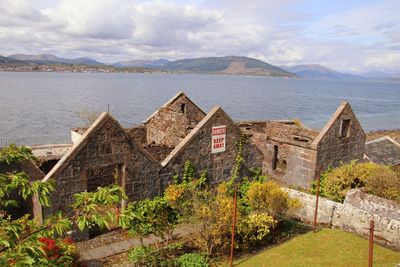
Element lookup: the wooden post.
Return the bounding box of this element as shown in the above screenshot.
[120,164,126,209]
[368,220,374,267]
[313,169,321,232]
[229,189,238,267]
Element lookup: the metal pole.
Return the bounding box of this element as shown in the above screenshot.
[107,104,110,113]
[313,169,321,232]
[229,189,238,267]
[368,220,374,267]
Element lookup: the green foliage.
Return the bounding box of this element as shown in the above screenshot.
[0,144,133,266]
[246,180,302,218]
[175,253,208,267]
[128,246,157,266]
[183,160,196,184]
[315,161,400,202]
[0,145,34,165]
[127,196,178,239]
[72,185,127,231]
[128,242,185,266]
[0,145,55,213]
[227,133,246,190]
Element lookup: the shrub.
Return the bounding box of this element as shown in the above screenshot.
[175,253,208,267]
[364,167,400,202]
[318,161,400,202]
[237,213,276,246]
[128,246,157,266]
[246,180,301,218]
[127,196,178,240]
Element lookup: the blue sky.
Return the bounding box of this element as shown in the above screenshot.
[0,0,399,73]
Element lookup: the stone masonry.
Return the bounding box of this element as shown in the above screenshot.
[312,102,366,172]
[238,102,366,188]
[41,113,161,219]
[144,91,206,148]
[160,106,261,190]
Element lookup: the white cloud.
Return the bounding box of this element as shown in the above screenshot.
[0,0,398,72]
[42,0,135,39]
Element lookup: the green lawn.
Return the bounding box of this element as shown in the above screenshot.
[236,229,400,267]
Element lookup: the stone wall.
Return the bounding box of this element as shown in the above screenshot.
[286,188,400,251]
[264,121,318,146]
[145,93,205,147]
[160,107,260,190]
[238,121,318,188]
[144,144,174,162]
[345,188,400,221]
[126,125,147,145]
[43,113,162,218]
[314,103,366,171]
[268,144,317,188]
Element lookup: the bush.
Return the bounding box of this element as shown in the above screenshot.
[246,180,302,218]
[175,253,208,267]
[128,246,157,266]
[364,168,400,202]
[318,161,400,202]
[237,213,276,246]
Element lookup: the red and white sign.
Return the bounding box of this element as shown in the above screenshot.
[211,125,226,153]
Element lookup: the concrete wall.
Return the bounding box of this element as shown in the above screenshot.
[145,93,205,147]
[286,188,400,251]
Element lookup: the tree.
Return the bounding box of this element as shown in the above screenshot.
[0,145,133,266]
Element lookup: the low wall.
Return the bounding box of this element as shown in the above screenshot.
[285,188,400,251]
[345,188,400,221]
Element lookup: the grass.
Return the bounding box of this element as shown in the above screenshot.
[236,229,400,267]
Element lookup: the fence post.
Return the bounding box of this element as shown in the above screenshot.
[229,189,238,267]
[368,220,374,267]
[313,168,321,232]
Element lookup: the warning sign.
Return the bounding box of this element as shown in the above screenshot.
[211,125,226,153]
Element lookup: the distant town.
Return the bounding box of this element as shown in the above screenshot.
[0,63,166,74]
[1,53,399,81]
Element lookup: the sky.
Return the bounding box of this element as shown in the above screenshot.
[0,0,399,73]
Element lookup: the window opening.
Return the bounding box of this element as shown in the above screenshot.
[339,119,351,138]
[180,103,187,114]
[272,145,279,170]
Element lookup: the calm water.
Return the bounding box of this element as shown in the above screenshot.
[1,72,400,145]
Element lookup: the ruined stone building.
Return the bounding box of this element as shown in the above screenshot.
[238,102,366,188]
[16,92,366,229]
[39,113,161,221]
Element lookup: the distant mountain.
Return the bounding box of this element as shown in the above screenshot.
[161,56,295,77]
[7,54,104,65]
[113,59,170,68]
[0,55,21,63]
[282,64,365,81]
